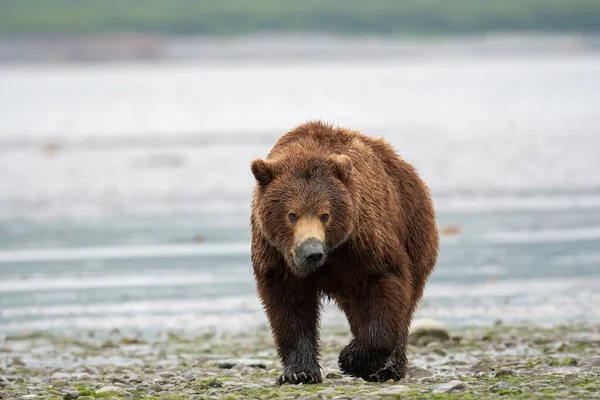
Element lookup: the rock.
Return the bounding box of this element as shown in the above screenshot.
[407,366,434,378]
[490,381,511,392]
[96,386,129,397]
[214,358,271,369]
[158,371,175,378]
[325,372,343,379]
[578,356,600,367]
[20,396,39,399]
[332,396,352,400]
[81,366,99,375]
[318,388,339,396]
[408,319,450,345]
[473,371,486,378]
[571,334,600,345]
[298,396,323,400]
[74,373,93,381]
[433,380,469,393]
[11,357,26,367]
[51,372,72,380]
[0,375,10,388]
[148,383,162,392]
[375,385,410,395]
[470,361,493,373]
[76,397,94,400]
[495,367,516,377]
[62,390,81,400]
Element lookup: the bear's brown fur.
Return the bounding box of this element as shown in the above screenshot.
[250,121,439,384]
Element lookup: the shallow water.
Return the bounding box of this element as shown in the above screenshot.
[1,50,600,336]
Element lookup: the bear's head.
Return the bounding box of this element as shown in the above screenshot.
[251,153,355,277]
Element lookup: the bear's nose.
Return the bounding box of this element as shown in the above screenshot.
[305,251,324,265]
[294,238,326,269]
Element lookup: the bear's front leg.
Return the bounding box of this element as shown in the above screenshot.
[337,275,410,382]
[255,269,322,384]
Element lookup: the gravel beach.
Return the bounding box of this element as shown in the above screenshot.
[1,321,599,399]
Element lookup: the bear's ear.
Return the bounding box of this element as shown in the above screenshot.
[251,158,275,186]
[329,154,352,183]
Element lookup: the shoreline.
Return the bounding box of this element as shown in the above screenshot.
[1,320,599,399]
[1,33,600,64]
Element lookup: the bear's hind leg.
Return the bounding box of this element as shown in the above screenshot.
[337,275,411,382]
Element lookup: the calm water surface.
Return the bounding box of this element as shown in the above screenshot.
[1,52,600,336]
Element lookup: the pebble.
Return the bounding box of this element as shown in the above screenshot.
[578,356,600,367]
[375,385,410,395]
[0,375,10,388]
[325,372,343,379]
[96,385,130,397]
[74,372,93,380]
[62,390,81,399]
[158,371,176,378]
[490,381,511,392]
[148,383,163,391]
[76,397,94,400]
[408,319,450,345]
[318,388,339,396]
[20,396,39,399]
[571,334,600,345]
[299,396,325,400]
[215,358,271,369]
[407,366,434,378]
[495,367,516,377]
[433,380,468,393]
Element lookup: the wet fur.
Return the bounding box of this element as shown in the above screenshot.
[250,121,439,384]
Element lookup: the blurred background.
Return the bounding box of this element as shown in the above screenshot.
[1,0,600,338]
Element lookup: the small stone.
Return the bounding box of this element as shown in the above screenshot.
[495,367,516,377]
[82,366,99,375]
[20,396,39,399]
[571,334,600,345]
[473,371,486,378]
[433,380,468,393]
[148,383,162,392]
[325,372,343,379]
[318,388,338,396]
[62,390,81,400]
[408,319,450,345]
[490,381,511,392]
[408,366,434,378]
[158,371,175,378]
[332,396,352,400]
[376,385,410,395]
[11,357,26,367]
[215,358,271,369]
[76,397,94,400]
[578,356,600,367]
[0,375,10,388]
[96,386,129,397]
[74,373,93,381]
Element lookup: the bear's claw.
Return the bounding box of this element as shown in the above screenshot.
[277,371,322,385]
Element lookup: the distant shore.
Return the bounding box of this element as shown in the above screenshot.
[1,33,600,64]
[1,321,599,399]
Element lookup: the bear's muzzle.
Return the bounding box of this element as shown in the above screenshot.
[293,238,326,272]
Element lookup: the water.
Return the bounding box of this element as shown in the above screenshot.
[1,50,600,337]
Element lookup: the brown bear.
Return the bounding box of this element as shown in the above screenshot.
[250,120,439,384]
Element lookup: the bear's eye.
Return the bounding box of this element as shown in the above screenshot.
[320,213,329,223]
[288,213,298,222]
